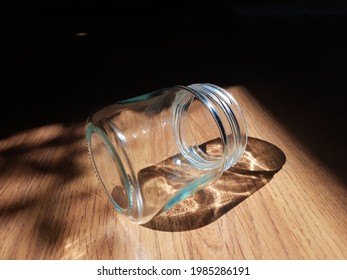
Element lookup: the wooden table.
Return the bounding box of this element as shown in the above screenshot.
[1,86,346,259]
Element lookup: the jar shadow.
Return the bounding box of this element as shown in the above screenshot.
[143,137,286,232]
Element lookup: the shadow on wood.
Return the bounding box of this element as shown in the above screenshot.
[0,123,88,254]
[143,137,286,232]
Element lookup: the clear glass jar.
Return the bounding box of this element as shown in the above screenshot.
[86,83,247,224]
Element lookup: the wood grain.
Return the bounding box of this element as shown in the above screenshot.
[0,86,346,259]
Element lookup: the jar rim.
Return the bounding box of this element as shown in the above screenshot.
[173,84,247,171]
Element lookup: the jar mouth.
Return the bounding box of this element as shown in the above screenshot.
[86,123,133,214]
[172,84,247,172]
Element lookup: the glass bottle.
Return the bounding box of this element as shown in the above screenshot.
[86,83,247,224]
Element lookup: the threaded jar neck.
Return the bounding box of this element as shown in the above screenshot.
[173,83,247,172]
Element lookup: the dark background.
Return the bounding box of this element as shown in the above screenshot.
[1,1,346,181]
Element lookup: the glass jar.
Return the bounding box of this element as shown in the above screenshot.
[86,83,247,224]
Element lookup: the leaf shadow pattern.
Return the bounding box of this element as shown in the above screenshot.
[143,137,286,232]
[0,123,89,256]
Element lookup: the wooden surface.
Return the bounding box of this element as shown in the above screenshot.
[0,86,346,260]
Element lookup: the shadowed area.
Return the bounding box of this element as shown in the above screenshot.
[144,137,286,231]
[0,3,345,185]
[0,123,91,256]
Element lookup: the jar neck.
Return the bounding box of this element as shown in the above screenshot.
[185,83,247,171]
